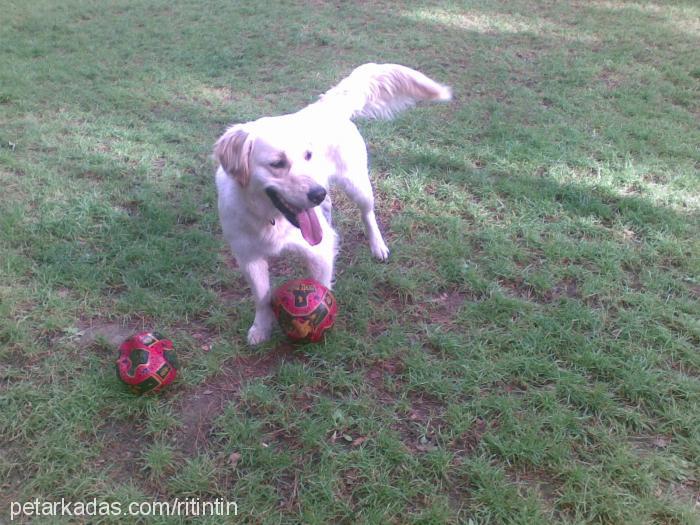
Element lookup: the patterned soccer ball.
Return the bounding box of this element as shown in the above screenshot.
[271,279,337,342]
[116,332,178,394]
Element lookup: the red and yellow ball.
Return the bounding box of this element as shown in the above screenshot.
[116,332,178,394]
[271,279,337,342]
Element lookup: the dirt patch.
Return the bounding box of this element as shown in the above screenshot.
[374,280,415,310]
[0,444,30,504]
[75,318,216,355]
[666,357,700,379]
[687,283,700,299]
[629,435,699,508]
[76,320,140,348]
[500,277,580,304]
[394,392,447,454]
[366,318,392,338]
[362,357,453,454]
[96,419,154,490]
[492,380,530,399]
[364,356,405,406]
[267,427,317,512]
[338,467,362,503]
[217,283,248,307]
[172,388,227,453]
[422,289,468,327]
[499,276,536,301]
[597,68,625,90]
[661,479,700,510]
[450,417,490,457]
[363,359,485,457]
[171,343,303,453]
[405,391,445,422]
[628,434,674,456]
[624,268,644,292]
[365,356,405,381]
[542,277,580,302]
[162,320,220,355]
[1,349,33,372]
[276,468,303,512]
[506,467,562,515]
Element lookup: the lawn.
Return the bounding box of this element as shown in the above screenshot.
[1,0,699,523]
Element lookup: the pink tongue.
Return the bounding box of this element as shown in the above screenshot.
[298,208,323,246]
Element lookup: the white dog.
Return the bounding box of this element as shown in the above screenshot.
[214,63,451,344]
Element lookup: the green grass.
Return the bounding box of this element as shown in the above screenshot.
[1,0,699,523]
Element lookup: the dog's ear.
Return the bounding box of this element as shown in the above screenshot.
[214,126,252,186]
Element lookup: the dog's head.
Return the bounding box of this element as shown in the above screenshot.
[214,120,330,245]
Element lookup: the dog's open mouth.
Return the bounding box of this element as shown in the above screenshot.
[265,188,323,246]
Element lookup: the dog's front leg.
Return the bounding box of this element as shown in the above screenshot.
[305,251,334,290]
[239,257,275,345]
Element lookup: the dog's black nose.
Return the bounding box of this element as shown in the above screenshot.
[307,186,327,205]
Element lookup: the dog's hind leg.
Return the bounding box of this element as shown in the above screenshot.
[335,164,390,262]
[239,257,275,345]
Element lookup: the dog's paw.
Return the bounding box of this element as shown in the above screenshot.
[370,239,390,262]
[247,324,272,345]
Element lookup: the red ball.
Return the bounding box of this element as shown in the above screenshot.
[116,332,178,394]
[271,279,337,342]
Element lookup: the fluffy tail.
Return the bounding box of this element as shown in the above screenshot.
[311,63,452,120]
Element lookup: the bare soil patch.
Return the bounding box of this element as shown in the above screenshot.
[76,320,139,348]
[422,289,468,327]
[96,420,155,490]
[171,343,303,453]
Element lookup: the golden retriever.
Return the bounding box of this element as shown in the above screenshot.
[214,63,451,344]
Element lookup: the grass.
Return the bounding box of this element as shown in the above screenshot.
[1,0,699,523]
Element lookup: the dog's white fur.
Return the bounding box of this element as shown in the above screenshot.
[214,63,451,344]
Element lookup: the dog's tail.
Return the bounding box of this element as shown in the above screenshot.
[311,63,451,121]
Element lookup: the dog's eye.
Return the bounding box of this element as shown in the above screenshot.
[269,159,287,169]
[304,151,312,161]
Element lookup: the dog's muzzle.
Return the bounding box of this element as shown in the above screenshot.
[265,187,324,246]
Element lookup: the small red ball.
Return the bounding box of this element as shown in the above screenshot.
[271,279,337,343]
[116,332,178,394]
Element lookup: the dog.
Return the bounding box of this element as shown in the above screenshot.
[214,63,451,344]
